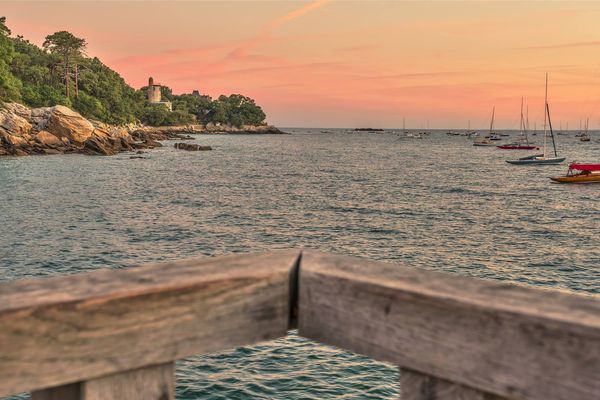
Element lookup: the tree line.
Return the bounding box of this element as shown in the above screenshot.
[0,17,266,127]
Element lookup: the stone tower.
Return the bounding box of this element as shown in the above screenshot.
[147,77,162,103]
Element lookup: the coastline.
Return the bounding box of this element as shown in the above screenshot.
[0,102,288,157]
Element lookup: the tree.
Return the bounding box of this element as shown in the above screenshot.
[42,31,86,98]
[0,16,21,101]
[0,16,10,36]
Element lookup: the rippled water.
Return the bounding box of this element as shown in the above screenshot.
[1,129,599,399]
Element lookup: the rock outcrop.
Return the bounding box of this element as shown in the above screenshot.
[174,143,212,151]
[0,102,165,157]
[44,106,95,143]
[1,101,284,157]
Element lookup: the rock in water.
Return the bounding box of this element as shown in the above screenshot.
[45,105,95,143]
[174,142,212,151]
[83,136,117,156]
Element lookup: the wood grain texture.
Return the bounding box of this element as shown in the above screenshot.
[83,363,174,400]
[31,383,80,400]
[401,369,506,400]
[298,251,600,400]
[0,251,300,397]
[31,364,173,400]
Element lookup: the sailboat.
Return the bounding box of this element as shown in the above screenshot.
[462,120,477,137]
[398,117,422,139]
[580,118,591,142]
[576,119,585,137]
[473,107,499,146]
[506,74,566,165]
[497,97,539,150]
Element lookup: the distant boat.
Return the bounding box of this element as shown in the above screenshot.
[474,106,498,146]
[550,163,600,183]
[497,97,539,150]
[507,74,565,165]
[580,118,591,141]
[354,128,384,132]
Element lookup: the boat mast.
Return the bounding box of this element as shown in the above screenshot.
[546,102,558,157]
[542,74,548,158]
[490,106,495,135]
[520,96,526,143]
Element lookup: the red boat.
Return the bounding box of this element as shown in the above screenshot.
[498,98,539,150]
[497,144,540,150]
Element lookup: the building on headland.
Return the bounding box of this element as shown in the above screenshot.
[146,77,172,111]
[192,90,201,97]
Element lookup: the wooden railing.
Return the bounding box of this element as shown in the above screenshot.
[0,250,598,400]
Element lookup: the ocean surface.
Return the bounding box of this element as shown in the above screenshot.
[1,129,599,399]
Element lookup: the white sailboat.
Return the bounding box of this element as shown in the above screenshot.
[506,74,565,165]
[473,106,498,146]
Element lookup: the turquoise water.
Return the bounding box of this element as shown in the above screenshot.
[1,129,599,399]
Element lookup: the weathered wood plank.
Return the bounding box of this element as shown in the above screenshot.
[400,369,506,400]
[83,363,174,400]
[31,383,80,400]
[31,363,174,400]
[0,250,300,397]
[298,251,600,400]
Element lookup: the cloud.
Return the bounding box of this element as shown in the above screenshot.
[269,0,331,28]
[521,41,600,50]
[227,0,331,61]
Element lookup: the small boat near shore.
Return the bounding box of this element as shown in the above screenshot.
[550,163,600,183]
[507,74,565,165]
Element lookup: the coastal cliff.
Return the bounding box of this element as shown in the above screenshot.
[0,102,286,157]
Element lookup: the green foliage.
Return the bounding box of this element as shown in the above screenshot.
[0,16,20,101]
[0,17,268,127]
[140,104,194,126]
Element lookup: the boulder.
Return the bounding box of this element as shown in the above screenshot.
[82,136,117,156]
[2,102,32,120]
[0,108,32,137]
[30,107,54,130]
[45,105,94,143]
[4,134,28,147]
[12,148,29,156]
[174,142,212,151]
[35,131,63,147]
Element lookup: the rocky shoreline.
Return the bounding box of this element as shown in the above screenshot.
[0,102,287,157]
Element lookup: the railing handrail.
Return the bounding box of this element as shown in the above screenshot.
[0,250,598,400]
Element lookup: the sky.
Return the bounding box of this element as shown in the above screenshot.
[3,0,600,128]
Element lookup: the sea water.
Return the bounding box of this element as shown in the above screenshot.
[1,129,598,399]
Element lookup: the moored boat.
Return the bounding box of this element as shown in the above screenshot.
[507,154,565,165]
[550,163,600,183]
[498,97,539,150]
[474,106,499,146]
[498,144,540,150]
[507,74,565,165]
[580,118,591,141]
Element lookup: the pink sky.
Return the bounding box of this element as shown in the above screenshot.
[4,1,600,128]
